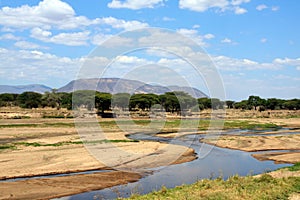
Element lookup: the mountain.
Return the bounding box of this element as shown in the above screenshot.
[58,78,207,98]
[0,84,51,94]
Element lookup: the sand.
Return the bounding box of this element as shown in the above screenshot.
[201,116,300,164]
[0,171,141,200]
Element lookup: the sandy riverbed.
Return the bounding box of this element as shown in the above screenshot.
[201,117,300,164]
[0,117,196,199]
[0,109,299,199]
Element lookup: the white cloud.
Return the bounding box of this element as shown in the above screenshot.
[14,41,46,49]
[0,33,20,40]
[0,0,147,32]
[256,4,267,11]
[0,0,93,30]
[179,0,229,12]
[162,17,175,21]
[273,57,300,68]
[0,48,80,83]
[271,6,280,11]
[30,27,52,39]
[91,34,133,47]
[297,66,300,71]
[192,24,200,29]
[260,38,267,43]
[177,28,213,46]
[214,55,282,71]
[30,28,90,46]
[179,0,249,14]
[99,17,148,30]
[234,7,247,14]
[231,0,250,6]
[204,33,215,39]
[221,38,232,43]
[107,0,164,10]
[115,55,150,64]
[49,31,90,46]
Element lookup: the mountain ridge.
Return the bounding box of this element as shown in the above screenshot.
[0,78,207,98]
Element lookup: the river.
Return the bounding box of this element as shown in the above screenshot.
[55,129,295,199]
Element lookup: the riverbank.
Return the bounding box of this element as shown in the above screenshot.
[0,171,141,200]
[123,163,300,200]
[201,117,300,164]
[0,117,196,199]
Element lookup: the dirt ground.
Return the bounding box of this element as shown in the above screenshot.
[202,115,300,164]
[0,114,196,199]
[0,171,141,200]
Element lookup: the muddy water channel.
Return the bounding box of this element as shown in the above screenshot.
[56,129,298,200]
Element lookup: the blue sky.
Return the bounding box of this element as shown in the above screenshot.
[0,0,299,100]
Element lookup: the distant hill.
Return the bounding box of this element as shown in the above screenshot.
[0,84,51,94]
[0,78,207,98]
[58,78,207,98]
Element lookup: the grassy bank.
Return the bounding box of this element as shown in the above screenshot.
[124,163,300,200]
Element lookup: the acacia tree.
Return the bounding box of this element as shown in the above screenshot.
[42,89,62,108]
[248,95,263,110]
[95,92,112,113]
[0,93,18,107]
[198,98,211,109]
[17,92,42,108]
[72,90,95,110]
[129,93,159,111]
[112,93,130,110]
[226,100,235,109]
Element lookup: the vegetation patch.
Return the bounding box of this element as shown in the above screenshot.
[0,122,75,128]
[42,115,74,118]
[0,144,16,150]
[286,162,300,172]
[8,139,139,149]
[124,174,300,200]
[224,120,280,130]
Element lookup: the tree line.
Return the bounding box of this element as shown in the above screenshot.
[0,91,299,112]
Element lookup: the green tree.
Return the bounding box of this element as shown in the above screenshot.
[283,99,300,110]
[248,95,264,110]
[266,98,283,110]
[234,100,250,110]
[59,92,72,110]
[160,92,180,113]
[72,90,95,110]
[112,93,130,110]
[41,89,62,108]
[198,98,211,109]
[211,98,224,109]
[17,92,42,108]
[225,100,235,109]
[0,93,18,107]
[129,93,159,111]
[95,92,112,113]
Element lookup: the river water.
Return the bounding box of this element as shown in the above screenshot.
[55,129,296,200]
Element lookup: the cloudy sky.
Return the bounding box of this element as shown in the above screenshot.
[0,0,299,100]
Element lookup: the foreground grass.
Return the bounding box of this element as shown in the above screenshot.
[124,163,300,200]
[125,175,299,200]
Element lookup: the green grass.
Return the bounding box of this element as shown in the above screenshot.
[286,162,300,172]
[223,121,280,130]
[0,122,75,128]
[0,144,16,150]
[124,174,300,200]
[0,124,39,128]
[9,139,139,148]
[0,119,280,131]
